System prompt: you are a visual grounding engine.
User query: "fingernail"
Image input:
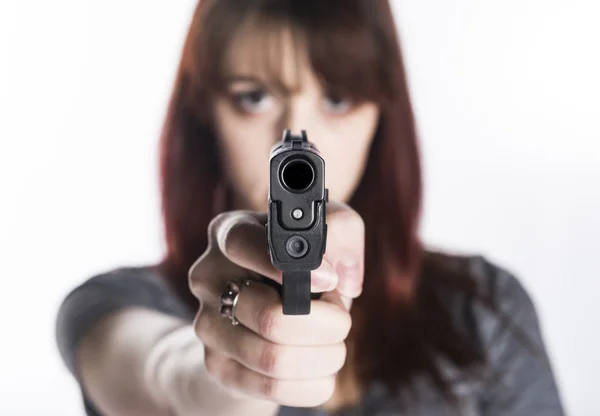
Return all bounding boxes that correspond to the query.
[312,260,338,291]
[336,256,362,297]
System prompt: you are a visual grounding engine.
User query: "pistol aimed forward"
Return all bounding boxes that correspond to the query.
[266,130,328,315]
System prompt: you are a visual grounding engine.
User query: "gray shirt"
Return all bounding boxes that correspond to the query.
[55,255,565,415]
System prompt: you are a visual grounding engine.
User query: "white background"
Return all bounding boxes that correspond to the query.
[1,0,598,414]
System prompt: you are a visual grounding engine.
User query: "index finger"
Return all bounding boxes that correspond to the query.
[216,211,339,293]
[220,204,365,300]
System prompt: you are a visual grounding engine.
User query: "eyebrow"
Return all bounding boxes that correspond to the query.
[223,75,263,84]
[222,74,298,95]
[223,75,276,91]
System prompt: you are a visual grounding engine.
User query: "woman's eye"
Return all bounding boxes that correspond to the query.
[231,89,274,113]
[323,93,353,114]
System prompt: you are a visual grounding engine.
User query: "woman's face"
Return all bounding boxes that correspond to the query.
[212,28,380,212]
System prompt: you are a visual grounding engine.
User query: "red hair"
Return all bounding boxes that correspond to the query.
[156,0,487,410]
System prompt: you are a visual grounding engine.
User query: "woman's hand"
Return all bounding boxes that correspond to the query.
[188,202,365,409]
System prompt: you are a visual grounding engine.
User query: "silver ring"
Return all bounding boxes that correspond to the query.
[219,277,254,325]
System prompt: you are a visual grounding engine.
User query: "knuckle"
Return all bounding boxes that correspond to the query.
[218,359,239,389]
[206,212,230,251]
[189,250,227,301]
[220,216,259,259]
[188,272,208,299]
[221,221,246,258]
[192,311,211,342]
[259,374,278,398]
[188,249,218,295]
[258,343,282,376]
[188,259,201,289]
[208,211,230,235]
[257,302,280,339]
[203,349,220,379]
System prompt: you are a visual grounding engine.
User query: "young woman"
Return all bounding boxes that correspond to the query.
[56,0,565,415]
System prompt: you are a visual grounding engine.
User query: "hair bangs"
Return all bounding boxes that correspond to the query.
[302,2,394,105]
[191,0,392,105]
[220,13,307,95]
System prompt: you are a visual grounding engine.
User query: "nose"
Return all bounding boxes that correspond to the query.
[276,96,314,139]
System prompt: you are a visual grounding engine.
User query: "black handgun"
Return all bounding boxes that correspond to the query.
[266,130,328,315]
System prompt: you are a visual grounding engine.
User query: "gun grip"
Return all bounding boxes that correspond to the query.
[281,271,322,315]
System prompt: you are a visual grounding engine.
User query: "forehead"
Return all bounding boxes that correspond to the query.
[222,21,313,93]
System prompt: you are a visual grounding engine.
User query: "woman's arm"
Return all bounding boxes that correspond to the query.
[77,307,279,416]
[56,267,279,416]
[76,307,183,416]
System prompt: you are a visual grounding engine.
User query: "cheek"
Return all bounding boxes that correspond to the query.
[326,147,369,203]
[214,104,248,177]
[212,99,274,207]
[322,106,379,202]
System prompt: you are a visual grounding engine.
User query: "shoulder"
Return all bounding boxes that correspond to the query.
[424,252,565,413]
[457,254,541,347]
[423,250,545,353]
[462,254,533,309]
[425,251,537,319]
[424,250,528,295]
[426,251,555,376]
